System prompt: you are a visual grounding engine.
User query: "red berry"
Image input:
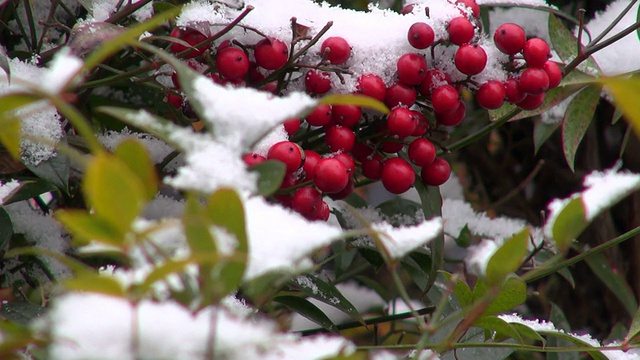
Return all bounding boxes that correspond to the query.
[329,177,354,200]
[167,93,183,108]
[352,143,374,162]
[242,153,266,166]
[283,118,300,136]
[476,80,506,109]
[216,47,249,80]
[436,101,466,126]
[408,22,435,49]
[381,158,415,194]
[504,78,526,103]
[325,125,355,152]
[408,138,436,167]
[332,104,362,128]
[170,28,209,58]
[314,158,349,193]
[454,44,487,75]
[421,157,451,186]
[523,38,551,68]
[267,141,303,174]
[292,186,323,219]
[519,68,549,95]
[385,82,417,108]
[516,93,545,110]
[321,36,351,65]
[332,152,355,174]
[254,38,289,70]
[493,23,526,55]
[431,85,460,114]
[362,154,383,180]
[315,201,331,221]
[261,81,278,94]
[381,139,404,154]
[448,17,475,45]
[397,53,427,85]
[303,150,322,180]
[419,68,452,97]
[456,0,480,18]
[305,104,332,126]
[305,70,331,94]
[387,107,417,138]
[248,62,266,84]
[544,61,562,88]
[411,110,429,136]
[357,74,387,101]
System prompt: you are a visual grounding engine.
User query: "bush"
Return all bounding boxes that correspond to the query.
[1,0,640,359]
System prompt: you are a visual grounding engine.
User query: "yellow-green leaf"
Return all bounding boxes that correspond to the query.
[114,138,159,200]
[551,196,586,253]
[83,153,147,234]
[0,115,21,159]
[600,77,640,139]
[485,228,530,286]
[56,209,125,247]
[63,273,125,297]
[319,94,389,114]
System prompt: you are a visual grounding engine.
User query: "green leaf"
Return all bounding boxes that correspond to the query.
[534,118,561,155]
[455,224,472,248]
[0,179,56,205]
[56,209,124,247]
[182,194,217,255]
[0,115,21,160]
[485,228,530,285]
[415,181,443,293]
[473,276,527,316]
[0,302,45,325]
[205,188,248,299]
[250,160,286,196]
[63,273,125,297]
[114,138,159,200]
[600,77,640,139]
[626,305,640,342]
[26,136,70,193]
[510,322,546,343]
[548,13,600,73]
[442,271,472,308]
[551,196,586,252]
[274,296,339,333]
[585,252,637,317]
[562,85,601,171]
[5,246,92,274]
[0,53,10,84]
[83,153,147,234]
[538,331,608,360]
[475,316,523,344]
[319,94,389,114]
[293,275,364,324]
[0,208,12,252]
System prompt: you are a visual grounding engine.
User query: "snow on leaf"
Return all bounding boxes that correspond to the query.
[0,179,21,205]
[41,48,84,93]
[370,217,443,260]
[40,292,354,360]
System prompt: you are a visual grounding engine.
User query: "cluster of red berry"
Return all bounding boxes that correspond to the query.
[164,0,561,221]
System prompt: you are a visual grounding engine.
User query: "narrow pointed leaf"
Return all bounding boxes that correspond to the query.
[63,273,125,297]
[548,13,600,73]
[626,306,640,342]
[274,296,339,333]
[0,208,12,252]
[114,138,159,200]
[415,181,443,293]
[319,94,389,114]
[474,276,527,316]
[442,271,472,308]
[585,252,637,317]
[293,275,363,324]
[562,86,600,171]
[56,209,124,247]
[534,119,560,155]
[600,77,640,139]
[26,135,70,193]
[486,228,530,285]
[475,316,523,344]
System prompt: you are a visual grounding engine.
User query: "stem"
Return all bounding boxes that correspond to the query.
[441,108,520,155]
[522,225,640,283]
[106,0,153,24]
[356,342,633,353]
[44,92,104,154]
[576,9,585,57]
[587,0,638,47]
[390,267,427,330]
[299,307,434,336]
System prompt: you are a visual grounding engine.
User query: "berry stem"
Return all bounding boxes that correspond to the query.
[576,9,586,57]
[106,0,153,24]
[586,0,638,47]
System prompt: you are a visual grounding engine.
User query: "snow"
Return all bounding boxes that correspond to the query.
[544,165,640,240]
[0,57,65,165]
[370,217,443,259]
[581,0,640,75]
[243,196,342,280]
[98,128,175,165]
[88,0,154,22]
[191,76,316,151]
[0,179,20,205]
[498,313,640,360]
[40,292,354,360]
[41,48,84,93]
